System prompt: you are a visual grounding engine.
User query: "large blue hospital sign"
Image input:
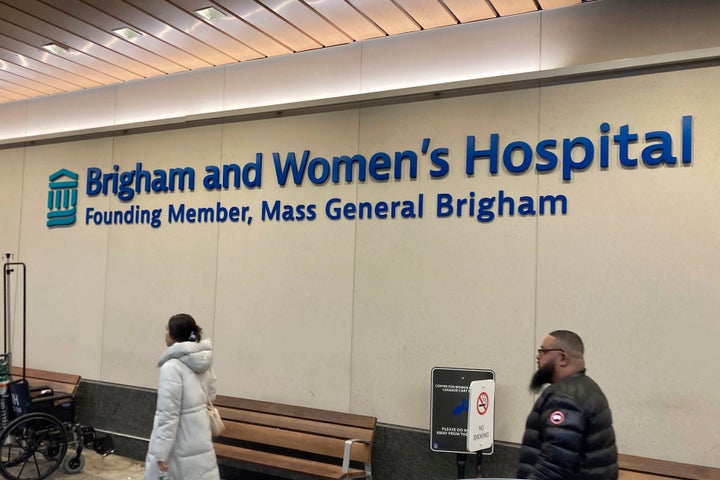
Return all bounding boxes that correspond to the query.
[430,367,495,454]
[47,169,78,227]
[44,115,693,230]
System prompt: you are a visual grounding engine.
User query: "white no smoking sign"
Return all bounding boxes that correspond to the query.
[466,379,495,452]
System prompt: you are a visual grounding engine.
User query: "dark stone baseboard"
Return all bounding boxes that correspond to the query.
[372,424,520,479]
[75,380,155,461]
[75,380,520,479]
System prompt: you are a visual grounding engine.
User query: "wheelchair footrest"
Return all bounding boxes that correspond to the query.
[80,425,115,456]
[94,435,115,456]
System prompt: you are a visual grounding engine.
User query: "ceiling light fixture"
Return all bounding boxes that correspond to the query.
[195,6,227,20]
[113,27,144,40]
[41,43,71,55]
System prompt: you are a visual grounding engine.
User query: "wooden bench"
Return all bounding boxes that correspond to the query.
[8,366,81,398]
[212,395,376,479]
[618,454,720,480]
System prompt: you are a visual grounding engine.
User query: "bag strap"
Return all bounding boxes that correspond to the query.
[200,384,214,407]
[196,375,214,407]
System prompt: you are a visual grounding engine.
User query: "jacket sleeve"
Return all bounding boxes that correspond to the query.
[149,362,183,461]
[531,393,586,480]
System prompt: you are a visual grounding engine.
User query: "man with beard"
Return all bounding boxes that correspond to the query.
[517,330,618,480]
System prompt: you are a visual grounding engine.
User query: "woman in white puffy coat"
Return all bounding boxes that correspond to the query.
[144,313,220,480]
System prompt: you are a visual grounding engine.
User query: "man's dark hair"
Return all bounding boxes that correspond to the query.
[549,329,584,359]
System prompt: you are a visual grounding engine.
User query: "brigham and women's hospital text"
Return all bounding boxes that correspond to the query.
[81,117,693,228]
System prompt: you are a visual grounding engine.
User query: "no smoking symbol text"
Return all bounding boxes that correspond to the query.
[476,392,489,415]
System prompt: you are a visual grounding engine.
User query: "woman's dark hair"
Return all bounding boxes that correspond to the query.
[168,313,203,343]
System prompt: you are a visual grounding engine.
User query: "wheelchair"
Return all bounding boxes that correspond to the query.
[0,375,114,480]
[2,258,113,478]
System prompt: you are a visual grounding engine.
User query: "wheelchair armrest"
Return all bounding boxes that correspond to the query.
[29,385,54,397]
[29,393,74,406]
[29,385,51,391]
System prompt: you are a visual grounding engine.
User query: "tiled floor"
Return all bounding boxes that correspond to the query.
[51,451,146,480]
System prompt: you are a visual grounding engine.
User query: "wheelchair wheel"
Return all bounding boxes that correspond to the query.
[0,412,68,480]
[61,454,84,474]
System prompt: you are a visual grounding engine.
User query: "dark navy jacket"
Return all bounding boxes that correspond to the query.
[517,370,618,480]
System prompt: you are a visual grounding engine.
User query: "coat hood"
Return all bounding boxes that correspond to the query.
[158,338,214,374]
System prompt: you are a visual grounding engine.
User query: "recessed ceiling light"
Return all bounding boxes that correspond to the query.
[113,27,144,40]
[195,6,227,20]
[42,43,71,55]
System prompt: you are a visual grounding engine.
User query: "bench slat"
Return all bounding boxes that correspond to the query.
[9,366,80,385]
[618,454,720,480]
[215,443,366,480]
[620,472,680,480]
[217,406,374,441]
[217,421,372,463]
[215,395,376,430]
[8,366,81,396]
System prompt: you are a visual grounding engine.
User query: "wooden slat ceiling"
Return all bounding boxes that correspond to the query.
[0,0,585,105]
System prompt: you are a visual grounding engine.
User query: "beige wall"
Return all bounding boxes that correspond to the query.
[1,64,718,468]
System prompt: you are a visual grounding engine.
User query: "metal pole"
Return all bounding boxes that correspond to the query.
[3,258,26,378]
[456,453,466,479]
[3,254,11,355]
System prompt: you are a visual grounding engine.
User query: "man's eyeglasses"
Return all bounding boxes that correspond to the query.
[537,348,564,355]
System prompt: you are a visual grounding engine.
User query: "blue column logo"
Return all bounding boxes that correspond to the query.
[47,169,78,227]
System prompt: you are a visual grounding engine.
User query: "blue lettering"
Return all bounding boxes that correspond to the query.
[682,115,692,164]
[262,200,280,220]
[599,122,611,168]
[274,151,309,186]
[85,163,194,200]
[308,156,330,184]
[642,131,676,165]
[325,198,342,220]
[394,151,418,180]
[168,204,185,223]
[535,139,558,172]
[437,193,454,217]
[369,153,391,180]
[562,137,594,181]
[466,134,499,175]
[429,148,449,178]
[332,155,367,183]
[86,168,103,196]
[503,141,533,174]
[539,195,567,215]
[614,124,638,167]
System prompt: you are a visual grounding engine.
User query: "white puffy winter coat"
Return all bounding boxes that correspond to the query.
[145,339,220,480]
